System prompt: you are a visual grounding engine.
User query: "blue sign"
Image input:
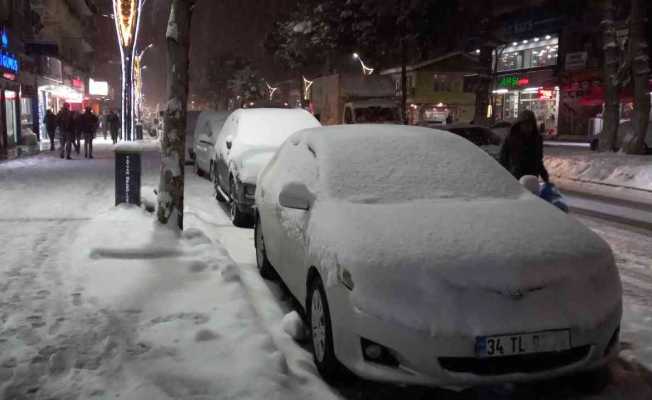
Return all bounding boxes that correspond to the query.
[1,31,7,49]
[0,51,18,73]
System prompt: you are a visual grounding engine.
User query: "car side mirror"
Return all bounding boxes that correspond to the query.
[226,136,233,150]
[279,183,313,210]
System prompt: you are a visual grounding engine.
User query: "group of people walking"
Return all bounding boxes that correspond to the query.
[43,105,121,160]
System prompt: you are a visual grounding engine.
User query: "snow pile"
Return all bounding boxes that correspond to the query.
[0,205,337,399]
[281,311,305,341]
[545,149,652,191]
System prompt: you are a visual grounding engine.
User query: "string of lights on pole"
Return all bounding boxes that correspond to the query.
[353,53,374,76]
[303,76,313,100]
[265,81,278,101]
[112,0,144,141]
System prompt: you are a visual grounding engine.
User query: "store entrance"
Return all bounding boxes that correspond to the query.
[4,90,18,146]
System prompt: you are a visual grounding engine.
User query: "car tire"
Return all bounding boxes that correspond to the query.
[307,275,342,380]
[194,161,203,177]
[212,165,227,203]
[230,179,251,228]
[254,216,275,279]
[590,138,599,151]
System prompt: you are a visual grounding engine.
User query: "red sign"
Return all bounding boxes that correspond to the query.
[517,78,530,87]
[72,78,83,88]
[2,71,15,80]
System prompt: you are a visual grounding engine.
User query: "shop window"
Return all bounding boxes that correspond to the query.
[4,91,18,146]
[20,98,33,127]
[496,37,559,72]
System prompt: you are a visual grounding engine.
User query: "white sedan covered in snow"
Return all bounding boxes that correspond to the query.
[254,125,622,388]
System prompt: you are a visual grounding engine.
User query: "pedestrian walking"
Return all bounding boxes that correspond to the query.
[102,112,109,140]
[80,107,99,159]
[499,110,549,182]
[43,109,58,151]
[107,110,120,144]
[72,111,82,155]
[57,104,74,160]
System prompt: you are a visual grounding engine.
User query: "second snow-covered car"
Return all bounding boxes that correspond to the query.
[213,108,321,227]
[192,111,229,177]
[254,125,622,389]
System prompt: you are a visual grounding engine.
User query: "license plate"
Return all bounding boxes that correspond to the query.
[476,330,571,358]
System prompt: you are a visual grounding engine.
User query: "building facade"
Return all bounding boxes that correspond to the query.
[381,52,485,125]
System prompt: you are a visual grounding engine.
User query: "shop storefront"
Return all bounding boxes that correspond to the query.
[36,56,85,140]
[0,27,21,157]
[491,35,560,135]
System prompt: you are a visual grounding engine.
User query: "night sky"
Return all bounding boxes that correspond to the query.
[92,0,296,111]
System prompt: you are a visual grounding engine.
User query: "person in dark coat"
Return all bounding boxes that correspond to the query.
[499,110,549,182]
[107,110,120,144]
[43,109,58,151]
[72,111,82,154]
[57,104,74,160]
[80,107,99,159]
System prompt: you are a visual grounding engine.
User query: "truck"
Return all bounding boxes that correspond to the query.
[309,73,401,125]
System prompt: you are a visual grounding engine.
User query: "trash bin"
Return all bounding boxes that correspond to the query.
[115,143,143,206]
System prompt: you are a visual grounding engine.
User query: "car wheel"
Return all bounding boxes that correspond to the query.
[590,138,599,151]
[212,165,227,203]
[254,216,275,279]
[229,179,250,228]
[308,275,342,380]
[194,161,203,177]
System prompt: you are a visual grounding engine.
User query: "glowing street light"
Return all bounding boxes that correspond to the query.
[303,76,314,100]
[265,81,278,101]
[353,52,374,76]
[112,0,145,141]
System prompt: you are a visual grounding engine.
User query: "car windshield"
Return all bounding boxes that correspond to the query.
[354,106,400,123]
[319,129,523,203]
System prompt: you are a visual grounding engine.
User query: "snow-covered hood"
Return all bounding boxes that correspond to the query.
[236,149,276,184]
[307,195,620,334]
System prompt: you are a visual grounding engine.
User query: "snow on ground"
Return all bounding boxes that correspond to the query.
[544,147,652,191]
[0,142,337,400]
[578,216,652,371]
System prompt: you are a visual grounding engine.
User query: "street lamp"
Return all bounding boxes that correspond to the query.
[112,0,145,141]
[353,52,374,76]
[265,81,278,101]
[303,76,313,100]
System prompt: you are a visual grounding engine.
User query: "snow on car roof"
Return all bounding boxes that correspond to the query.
[301,124,523,202]
[233,108,321,149]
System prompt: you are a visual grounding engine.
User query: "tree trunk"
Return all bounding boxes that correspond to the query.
[400,38,408,125]
[600,0,620,152]
[621,0,651,154]
[157,0,195,230]
[473,45,493,126]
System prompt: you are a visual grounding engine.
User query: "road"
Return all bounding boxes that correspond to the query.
[1,142,651,399]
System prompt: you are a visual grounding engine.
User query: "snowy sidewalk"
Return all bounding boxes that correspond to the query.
[0,144,338,400]
[544,147,652,199]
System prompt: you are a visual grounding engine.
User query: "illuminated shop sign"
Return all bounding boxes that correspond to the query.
[498,75,530,89]
[0,27,19,75]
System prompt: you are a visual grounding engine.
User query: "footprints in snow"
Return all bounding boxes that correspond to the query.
[150,312,210,326]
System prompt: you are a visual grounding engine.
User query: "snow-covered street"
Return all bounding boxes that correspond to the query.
[1,143,652,399]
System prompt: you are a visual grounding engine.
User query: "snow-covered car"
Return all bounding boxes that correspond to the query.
[254,124,622,389]
[192,111,229,177]
[440,124,503,160]
[214,108,321,227]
